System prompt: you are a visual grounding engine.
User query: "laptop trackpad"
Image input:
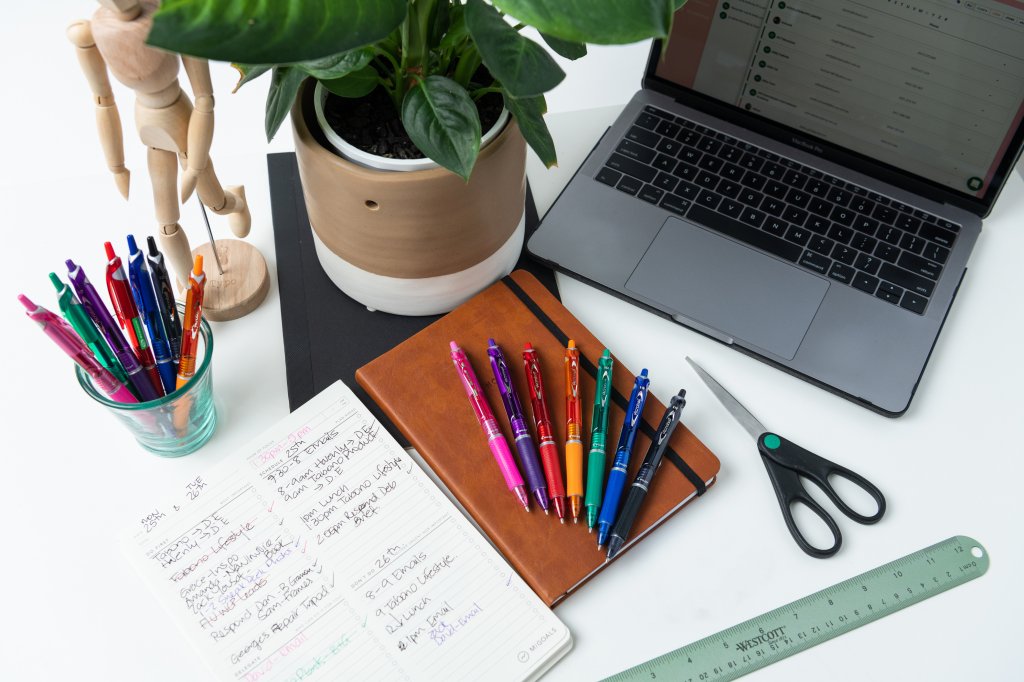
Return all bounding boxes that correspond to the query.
[625,217,829,360]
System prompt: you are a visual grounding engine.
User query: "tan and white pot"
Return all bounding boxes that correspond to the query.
[291,80,527,316]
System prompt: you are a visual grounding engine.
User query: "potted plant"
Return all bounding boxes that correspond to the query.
[148,0,682,315]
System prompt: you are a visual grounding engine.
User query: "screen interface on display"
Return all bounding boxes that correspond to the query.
[655,0,1024,197]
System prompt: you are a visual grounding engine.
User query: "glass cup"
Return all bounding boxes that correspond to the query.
[76,316,217,457]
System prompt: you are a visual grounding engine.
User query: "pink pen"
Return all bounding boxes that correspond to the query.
[20,294,138,404]
[450,341,530,511]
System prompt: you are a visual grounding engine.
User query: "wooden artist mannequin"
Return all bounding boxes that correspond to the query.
[67,0,269,320]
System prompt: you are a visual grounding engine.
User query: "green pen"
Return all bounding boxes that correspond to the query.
[49,272,133,393]
[585,349,614,532]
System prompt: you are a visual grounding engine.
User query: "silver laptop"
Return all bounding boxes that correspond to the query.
[528,0,1024,416]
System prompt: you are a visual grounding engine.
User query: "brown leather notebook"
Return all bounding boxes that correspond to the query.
[356,270,720,606]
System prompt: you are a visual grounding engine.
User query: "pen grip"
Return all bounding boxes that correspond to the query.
[598,466,629,530]
[512,429,547,494]
[585,444,606,510]
[609,482,646,547]
[487,432,525,491]
[565,439,584,499]
[536,432,565,499]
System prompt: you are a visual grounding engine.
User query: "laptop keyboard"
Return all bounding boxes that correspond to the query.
[596,105,960,315]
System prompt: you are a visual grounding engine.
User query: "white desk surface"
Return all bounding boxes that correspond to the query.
[2,10,1022,680]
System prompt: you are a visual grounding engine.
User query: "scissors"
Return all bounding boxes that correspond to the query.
[686,357,886,558]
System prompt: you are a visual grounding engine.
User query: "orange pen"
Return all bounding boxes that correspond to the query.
[564,340,584,523]
[175,255,206,390]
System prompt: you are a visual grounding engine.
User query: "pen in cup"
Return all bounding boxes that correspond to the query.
[127,235,176,394]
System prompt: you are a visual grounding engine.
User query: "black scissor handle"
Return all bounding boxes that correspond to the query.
[758,433,886,526]
[758,445,843,558]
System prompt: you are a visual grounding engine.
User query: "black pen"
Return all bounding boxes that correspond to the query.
[605,389,686,561]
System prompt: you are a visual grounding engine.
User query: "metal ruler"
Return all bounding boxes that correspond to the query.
[605,536,989,681]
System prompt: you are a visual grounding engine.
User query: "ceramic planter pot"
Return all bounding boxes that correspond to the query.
[291,80,527,316]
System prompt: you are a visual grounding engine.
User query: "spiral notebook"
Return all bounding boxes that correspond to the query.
[122,381,571,682]
[356,270,721,607]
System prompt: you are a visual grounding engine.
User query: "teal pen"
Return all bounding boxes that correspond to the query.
[596,369,650,549]
[584,349,614,531]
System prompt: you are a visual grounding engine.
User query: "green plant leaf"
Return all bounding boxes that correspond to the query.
[465,0,565,98]
[231,63,270,93]
[321,66,380,98]
[148,0,408,64]
[299,48,375,80]
[492,0,677,44]
[540,33,587,60]
[264,66,306,142]
[401,76,482,180]
[440,6,469,52]
[504,93,557,168]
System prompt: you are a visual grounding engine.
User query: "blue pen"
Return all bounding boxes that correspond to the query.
[146,236,182,363]
[596,368,650,549]
[127,235,176,394]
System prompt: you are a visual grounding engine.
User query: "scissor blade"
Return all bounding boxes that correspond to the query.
[685,357,766,442]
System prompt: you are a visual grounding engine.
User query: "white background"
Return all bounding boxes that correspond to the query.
[1,2,1022,681]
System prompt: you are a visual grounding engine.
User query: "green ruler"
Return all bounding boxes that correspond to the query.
[605,536,989,681]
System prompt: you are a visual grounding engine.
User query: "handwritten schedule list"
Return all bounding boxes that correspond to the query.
[124,382,570,682]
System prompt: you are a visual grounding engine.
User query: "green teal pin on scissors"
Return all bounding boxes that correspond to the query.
[686,357,886,558]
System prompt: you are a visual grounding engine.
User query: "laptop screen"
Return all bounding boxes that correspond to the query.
[653,0,1024,199]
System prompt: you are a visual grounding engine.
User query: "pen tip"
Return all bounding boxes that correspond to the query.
[488,338,496,347]
[573,517,578,525]
[449,340,459,352]
[146,235,159,256]
[588,527,593,534]
[641,368,648,376]
[544,509,549,516]
[48,272,63,290]
[568,339,575,349]
[524,341,533,350]
[17,294,34,311]
[597,544,603,551]
[104,241,116,260]
[193,254,204,275]
[65,258,76,271]
[601,348,611,358]
[523,505,530,512]
[126,234,138,253]
[560,519,565,525]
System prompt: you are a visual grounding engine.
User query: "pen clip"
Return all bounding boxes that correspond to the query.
[454,353,479,398]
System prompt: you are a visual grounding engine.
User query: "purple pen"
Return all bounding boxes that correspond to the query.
[487,339,550,513]
[66,259,160,402]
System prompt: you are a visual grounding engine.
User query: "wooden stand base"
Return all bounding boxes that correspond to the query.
[191,239,270,321]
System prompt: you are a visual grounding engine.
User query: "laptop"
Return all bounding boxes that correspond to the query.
[527,0,1024,416]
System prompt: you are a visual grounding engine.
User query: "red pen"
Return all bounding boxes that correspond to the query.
[522,343,568,523]
[105,241,164,397]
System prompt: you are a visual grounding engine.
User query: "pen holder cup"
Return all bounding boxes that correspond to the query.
[75,316,217,457]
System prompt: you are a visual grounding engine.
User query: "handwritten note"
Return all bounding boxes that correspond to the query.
[124,381,571,682]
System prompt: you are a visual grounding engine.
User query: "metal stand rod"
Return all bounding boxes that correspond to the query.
[196,198,225,275]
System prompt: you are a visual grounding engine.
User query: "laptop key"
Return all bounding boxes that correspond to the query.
[785,189,810,207]
[635,113,660,131]
[828,262,855,284]
[785,225,811,246]
[808,198,833,217]
[762,162,785,180]
[739,188,763,207]
[678,146,702,164]
[852,272,880,295]
[827,224,854,244]
[782,169,807,189]
[606,153,658,183]
[799,250,831,275]
[851,234,877,253]
[696,171,720,189]
[853,215,879,235]
[900,233,925,254]
[900,291,928,314]
[678,129,702,146]
[829,205,855,226]
[874,242,900,263]
[783,206,809,226]
[656,120,681,138]
[826,187,851,206]
[761,197,785,216]
[673,162,698,182]
[626,125,660,147]
[918,223,957,248]
[897,251,942,280]
[616,176,643,196]
[764,217,788,236]
[850,197,874,214]
[806,216,830,234]
[880,263,935,297]
[596,167,622,187]
[806,179,829,196]
[878,225,903,245]
[740,154,764,172]
[720,198,744,218]
[896,214,921,233]
[654,171,679,192]
[638,184,664,204]
[867,191,890,205]
[696,189,722,209]
[616,139,656,164]
[721,145,744,163]
[721,163,745,181]
[922,242,950,264]
[687,203,801,262]
[657,138,682,156]
[875,285,902,305]
[698,155,725,173]
[697,137,722,154]
[831,244,857,265]
[809,235,835,255]
[643,105,670,118]
[718,180,742,198]
[653,153,677,172]
[856,252,881,275]
[741,171,767,191]
[872,205,898,224]
[659,192,692,216]
[765,180,789,199]
[937,218,961,232]
[740,207,766,228]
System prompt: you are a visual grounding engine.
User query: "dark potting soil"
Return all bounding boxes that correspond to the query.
[322,85,505,160]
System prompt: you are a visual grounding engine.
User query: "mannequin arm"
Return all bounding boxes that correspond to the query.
[67,20,130,199]
[180,56,215,202]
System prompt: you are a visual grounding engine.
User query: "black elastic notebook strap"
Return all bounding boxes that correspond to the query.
[501,276,706,495]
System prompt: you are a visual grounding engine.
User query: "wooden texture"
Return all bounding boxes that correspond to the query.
[90,0,178,95]
[292,81,527,279]
[192,239,269,321]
